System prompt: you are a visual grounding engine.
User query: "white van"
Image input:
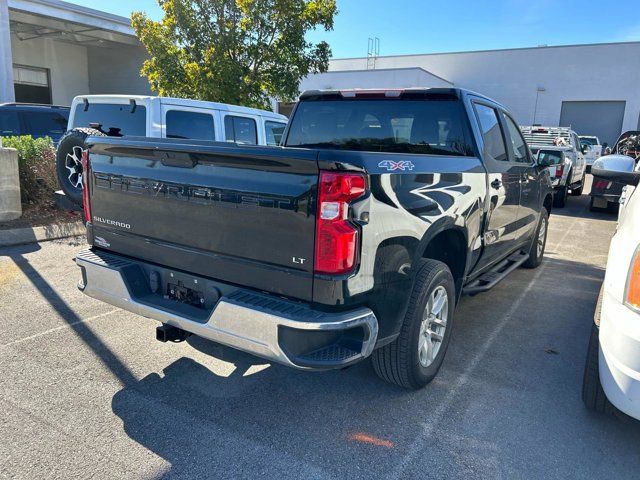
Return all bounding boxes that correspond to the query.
[57,95,288,204]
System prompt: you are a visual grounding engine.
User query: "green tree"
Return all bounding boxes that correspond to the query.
[132,0,336,109]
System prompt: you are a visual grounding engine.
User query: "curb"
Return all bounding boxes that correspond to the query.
[0,221,85,247]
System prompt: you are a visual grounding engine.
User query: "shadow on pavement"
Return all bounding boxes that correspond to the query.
[5,244,137,386]
[111,344,412,478]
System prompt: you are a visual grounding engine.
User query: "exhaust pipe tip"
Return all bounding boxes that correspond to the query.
[156,324,191,343]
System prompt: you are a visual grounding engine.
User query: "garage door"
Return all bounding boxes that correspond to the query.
[559,101,626,146]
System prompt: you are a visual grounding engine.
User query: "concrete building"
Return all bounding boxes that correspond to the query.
[0,0,150,106]
[300,42,640,146]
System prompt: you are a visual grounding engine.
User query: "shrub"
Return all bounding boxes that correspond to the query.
[1,135,57,204]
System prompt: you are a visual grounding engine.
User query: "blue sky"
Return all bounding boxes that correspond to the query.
[72,0,640,58]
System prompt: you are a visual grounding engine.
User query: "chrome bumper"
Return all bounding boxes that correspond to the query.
[75,249,378,370]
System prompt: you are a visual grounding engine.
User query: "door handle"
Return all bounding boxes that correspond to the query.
[491,179,502,189]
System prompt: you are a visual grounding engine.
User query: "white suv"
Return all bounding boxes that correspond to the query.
[582,155,640,419]
[56,95,288,205]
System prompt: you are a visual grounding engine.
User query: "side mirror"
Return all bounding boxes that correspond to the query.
[592,156,640,186]
[581,144,590,154]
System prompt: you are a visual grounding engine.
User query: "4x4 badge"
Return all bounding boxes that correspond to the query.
[378,160,415,171]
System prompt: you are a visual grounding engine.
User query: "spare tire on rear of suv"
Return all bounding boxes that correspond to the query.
[56,128,106,206]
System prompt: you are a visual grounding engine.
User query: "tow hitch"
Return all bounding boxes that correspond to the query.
[156,324,191,343]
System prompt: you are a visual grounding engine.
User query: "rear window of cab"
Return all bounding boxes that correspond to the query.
[285,98,475,156]
[72,103,146,136]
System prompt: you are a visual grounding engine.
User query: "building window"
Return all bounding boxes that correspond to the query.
[13,65,52,104]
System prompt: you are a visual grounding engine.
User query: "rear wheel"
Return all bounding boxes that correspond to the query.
[553,186,567,208]
[56,128,106,205]
[372,259,455,389]
[522,209,548,269]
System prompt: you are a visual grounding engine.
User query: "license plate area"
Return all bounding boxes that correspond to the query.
[166,280,205,308]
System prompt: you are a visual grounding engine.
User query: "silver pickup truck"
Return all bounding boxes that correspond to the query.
[521,126,587,202]
[531,146,574,208]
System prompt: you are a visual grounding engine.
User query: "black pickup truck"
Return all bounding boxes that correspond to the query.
[75,88,552,389]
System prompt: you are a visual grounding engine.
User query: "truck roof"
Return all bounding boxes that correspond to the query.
[70,95,287,121]
[298,87,504,108]
[0,102,69,110]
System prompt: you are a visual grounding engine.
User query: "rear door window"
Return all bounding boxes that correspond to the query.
[264,121,286,146]
[166,110,215,140]
[501,113,530,163]
[72,103,146,136]
[0,111,21,136]
[22,111,69,138]
[474,104,508,162]
[224,115,258,144]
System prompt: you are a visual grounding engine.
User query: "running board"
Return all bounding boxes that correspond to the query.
[463,251,529,296]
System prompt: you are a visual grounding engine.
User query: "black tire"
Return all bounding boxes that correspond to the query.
[522,209,548,269]
[372,259,455,389]
[56,128,106,205]
[571,175,585,196]
[582,287,614,414]
[553,186,567,208]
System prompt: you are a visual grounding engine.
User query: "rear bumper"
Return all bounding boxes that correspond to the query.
[75,249,378,370]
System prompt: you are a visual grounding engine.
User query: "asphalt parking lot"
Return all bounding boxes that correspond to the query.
[1,177,639,479]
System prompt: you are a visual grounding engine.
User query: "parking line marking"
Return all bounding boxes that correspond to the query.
[0,308,120,348]
[393,207,586,476]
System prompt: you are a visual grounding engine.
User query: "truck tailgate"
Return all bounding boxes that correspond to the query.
[86,138,318,301]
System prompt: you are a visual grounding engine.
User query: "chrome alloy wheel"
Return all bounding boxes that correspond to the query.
[418,285,449,368]
[537,215,547,257]
[65,146,85,189]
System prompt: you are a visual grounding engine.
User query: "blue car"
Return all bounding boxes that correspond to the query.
[0,103,70,144]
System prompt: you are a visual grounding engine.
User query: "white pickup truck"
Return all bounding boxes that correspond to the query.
[579,135,602,172]
[56,95,288,205]
[521,125,587,196]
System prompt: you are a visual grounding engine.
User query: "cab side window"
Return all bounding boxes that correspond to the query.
[474,104,507,162]
[501,113,530,163]
[224,115,258,145]
[265,121,286,146]
[166,110,215,141]
[572,133,581,151]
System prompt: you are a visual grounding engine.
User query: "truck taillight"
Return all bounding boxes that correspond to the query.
[314,171,366,275]
[626,246,640,312]
[81,150,92,223]
[555,164,564,178]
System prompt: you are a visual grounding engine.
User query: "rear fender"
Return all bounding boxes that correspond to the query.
[415,219,470,296]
